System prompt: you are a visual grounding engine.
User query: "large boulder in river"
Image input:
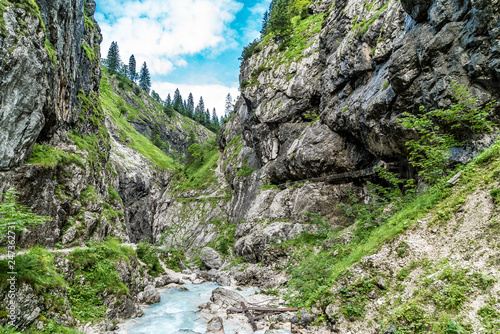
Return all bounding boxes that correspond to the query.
[206,317,225,334]
[210,287,246,308]
[200,247,223,269]
[137,285,161,304]
[155,273,183,287]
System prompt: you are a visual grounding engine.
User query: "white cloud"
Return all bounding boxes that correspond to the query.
[152,81,239,118]
[97,0,243,75]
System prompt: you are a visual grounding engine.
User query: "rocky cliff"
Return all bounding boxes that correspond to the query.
[1,0,500,332]
[0,0,216,249]
[219,0,500,228]
[0,0,101,170]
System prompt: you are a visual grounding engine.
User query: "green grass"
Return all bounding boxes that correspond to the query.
[27,144,83,168]
[236,161,255,178]
[284,140,500,308]
[0,247,65,294]
[351,1,390,36]
[206,221,236,257]
[100,70,178,170]
[136,242,164,277]
[68,238,135,322]
[44,39,56,66]
[0,240,148,330]
[0,0,46,37]
[171,145,219,193]
[83,12,95,31]
[82,43,98,63]
[0,322,81,334]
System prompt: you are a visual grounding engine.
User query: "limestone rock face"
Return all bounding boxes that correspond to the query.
[0,7,48,170]
[0,0,101,170]
[200,247,224,269]
[233,222,303,263]
[217,0,500,233]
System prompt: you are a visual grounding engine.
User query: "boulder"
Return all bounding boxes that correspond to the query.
[200,247,223,269]
[136,285,160,304]
[233,222,302,263]
[206,317,225,334]
[210,287,246,308]
[155,273,182,287]
[291,311,315,326]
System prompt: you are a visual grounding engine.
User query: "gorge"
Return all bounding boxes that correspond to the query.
[1,0,500,333]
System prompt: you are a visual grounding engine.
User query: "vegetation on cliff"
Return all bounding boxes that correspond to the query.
[267,85,500,331]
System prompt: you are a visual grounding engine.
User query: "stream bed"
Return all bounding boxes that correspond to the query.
[120,282,287,334]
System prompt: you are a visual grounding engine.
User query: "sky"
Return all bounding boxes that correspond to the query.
[95,0,271,117]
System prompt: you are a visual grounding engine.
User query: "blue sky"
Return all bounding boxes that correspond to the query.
[95,0,270,116]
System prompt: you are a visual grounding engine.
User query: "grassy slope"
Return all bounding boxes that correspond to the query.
[275,140,500,331]
[100,72,178,170]
[100,68,217,171]
[0,240,137,333]
[101,68,222,193]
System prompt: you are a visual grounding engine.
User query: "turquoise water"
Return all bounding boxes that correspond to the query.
[123,282,217,334]
[122,282,291,334]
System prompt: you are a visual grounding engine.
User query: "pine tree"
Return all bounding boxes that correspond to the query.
[186,130,197,165]
[151,90,161,103]
[107,41,121,72]
[195,97,205,123]
[150,124,162,148]
[139,62,151,94]
[119,63,128,77]
[212,108,219,131]
[165,94,172,106]
[205,108,210,126]
[224,93,233,117]
[128,55,137,82]
[187,93,195,119]
[173,89,183,112]
[260,10,270,37]
[268,0,292,41]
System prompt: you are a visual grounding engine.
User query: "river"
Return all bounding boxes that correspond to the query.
[119,282,290,334]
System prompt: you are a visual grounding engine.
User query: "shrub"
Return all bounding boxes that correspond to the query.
[0,188,50,241]
[136,242,164,277]
[399,82,497,183]
[0,247,65,294]
[239,39,262,61]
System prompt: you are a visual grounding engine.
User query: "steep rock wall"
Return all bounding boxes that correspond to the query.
[0,0,101,170]
[0,0,123,248]
[219,0,500,222]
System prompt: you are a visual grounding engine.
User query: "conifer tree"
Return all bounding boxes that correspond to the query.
[260,10,270,37]
[212,108,219,130]
[195,97,205,123]
[187,93,195,119]
[119,64,128,77]
[139,62,151,94]
[205,108,210,126]
[186,130,197,164]
[128,55,137,82]
[150,124,162,148]
[107,41,121,73]
[224,93,233,117]
[165,93,172,106]
[268,0,292,41]
[151,90,161,103]
[173,89,183,113]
